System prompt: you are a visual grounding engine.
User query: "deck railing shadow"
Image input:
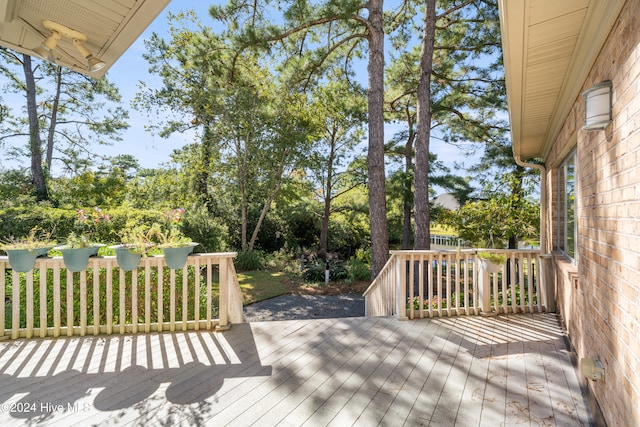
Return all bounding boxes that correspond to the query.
[431,313,568,359]
[0,325,271,423]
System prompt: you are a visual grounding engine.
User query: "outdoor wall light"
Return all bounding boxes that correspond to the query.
[72,39,106,72]
[580,357,605,381]
[32,30,61,62]
[582,80,612,131]
[31,20,105,73]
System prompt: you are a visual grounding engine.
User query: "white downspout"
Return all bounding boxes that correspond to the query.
[514,156,547,252]
[515,156,554,311]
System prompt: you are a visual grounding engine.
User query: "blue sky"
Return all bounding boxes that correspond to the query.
[2,0,479,185]
[106,1,477,175]
[102,1,218,170]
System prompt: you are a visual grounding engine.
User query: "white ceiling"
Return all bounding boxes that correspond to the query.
[0,0,171,78]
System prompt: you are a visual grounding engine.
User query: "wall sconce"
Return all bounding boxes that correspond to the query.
[582,80,612,131]
[31,20,105,73]
[580,357,605,381]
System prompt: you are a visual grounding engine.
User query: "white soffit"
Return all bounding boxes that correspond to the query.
[0,0,171,78]
[498,0,625,160]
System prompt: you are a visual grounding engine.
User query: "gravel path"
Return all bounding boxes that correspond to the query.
[243,294,365,322]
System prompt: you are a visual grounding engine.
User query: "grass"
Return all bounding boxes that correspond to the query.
[238,269,371,306]
[237,270,289,305]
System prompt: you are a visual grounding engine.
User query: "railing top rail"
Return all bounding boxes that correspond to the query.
[389,248,541,255]
[0,252,238,263]
[363,253,397,297]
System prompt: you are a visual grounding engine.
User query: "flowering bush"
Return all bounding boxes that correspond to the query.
[65,207,111,248]
[151,208,193,247]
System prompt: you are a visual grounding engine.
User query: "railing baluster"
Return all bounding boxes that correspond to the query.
[194,257,200,330]
[145,259,151,333]
[93,263,100,335]
[40,261,48,337]
[445,253,452,317]
[119,268,126,334]
[157,258,163,332]
[182,265,188,331]
[80,270,87,336]
[206,257,212,329]
[169,268,176,332]
[66,270,73,337]
[132,268,138,334]
[26,271,34,338]
[106,265,113,335]
[12,270,20,339]
[0,263,5,338]
[408,254,415,320]
[53,264,61,337]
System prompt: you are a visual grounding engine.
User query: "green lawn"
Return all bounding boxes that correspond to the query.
[237,270,289,305]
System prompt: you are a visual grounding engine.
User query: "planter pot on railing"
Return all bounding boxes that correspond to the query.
[5,247,52,272]
[56,245,104,272]
[161,242,198,269]
[110,244,143,271]
[479,258,502,274]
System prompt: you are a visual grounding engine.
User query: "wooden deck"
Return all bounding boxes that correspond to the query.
[0,313,591,426]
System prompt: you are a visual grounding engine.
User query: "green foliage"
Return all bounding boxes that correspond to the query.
[0,226,56,250]
[345,258,371,282]
[181,204,229,253]
[4,266,219,330]
[49,170,128,208]
[300,257,348,283]
[0,168,33,201]
[478,251,506,264]
[234,250,265,271]
[441,173,540,249]
[117,225,157,256]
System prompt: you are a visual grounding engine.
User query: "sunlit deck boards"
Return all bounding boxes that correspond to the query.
[0,314,591,426]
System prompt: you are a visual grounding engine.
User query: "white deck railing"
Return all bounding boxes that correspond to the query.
[364,249,548,319]
[0,252,242,340]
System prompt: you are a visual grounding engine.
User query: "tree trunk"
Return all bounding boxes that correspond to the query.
[402,118,415,249]
[45,66,63,172]
[318,138,336,260]
[23,54,48,201]
[367,0,389,278]
[414,0,436,250]
[247,151,288,252]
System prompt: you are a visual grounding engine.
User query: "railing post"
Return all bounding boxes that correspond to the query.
[397,255,408,320]
[477,263,492,314]
[540,253,555,312]
[217,256,230,331]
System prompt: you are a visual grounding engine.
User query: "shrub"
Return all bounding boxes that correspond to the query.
[180,204,229,253]
[300,257,349,282]
[234,250,264,271]
[346,258,371,282]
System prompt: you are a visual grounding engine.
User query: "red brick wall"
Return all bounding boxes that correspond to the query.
[546,1,640,425]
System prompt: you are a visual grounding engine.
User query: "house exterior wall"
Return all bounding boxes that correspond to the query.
[545,1,640,425]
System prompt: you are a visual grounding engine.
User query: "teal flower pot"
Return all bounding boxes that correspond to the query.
[5,247,52,272]
[111,245,143,271]
[57,245,103,272]
[162,243,197,269]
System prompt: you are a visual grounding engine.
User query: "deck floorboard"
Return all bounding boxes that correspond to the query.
[0,313,592,426]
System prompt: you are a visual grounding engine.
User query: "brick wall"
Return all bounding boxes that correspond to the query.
[545,1,640,425]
